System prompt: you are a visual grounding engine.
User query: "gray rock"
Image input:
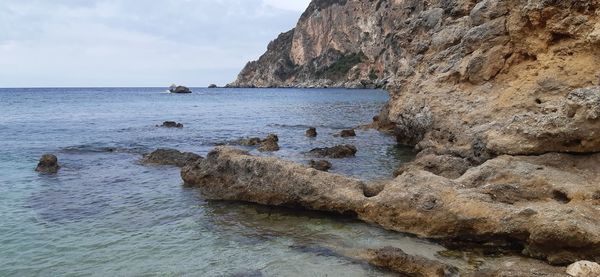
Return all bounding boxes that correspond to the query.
[142,149,202,167]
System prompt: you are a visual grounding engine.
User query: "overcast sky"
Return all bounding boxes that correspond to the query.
[0,0,310,87]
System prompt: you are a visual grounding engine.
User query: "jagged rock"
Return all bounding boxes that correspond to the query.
[306,127,317,137]
[169,85,192,94]
[233,134,279,152]
[236,137,263,146]
[142,149,202,167]
[36,154,60,174]
[181,147,600,265]
[338,129,356,138]
[366,247,459,277]
[567,261,600,277]
[309,160,332,171]
[158,121,183,128]
[308,145,357,158]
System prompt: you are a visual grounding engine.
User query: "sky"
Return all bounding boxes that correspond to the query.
[0,0,311,87]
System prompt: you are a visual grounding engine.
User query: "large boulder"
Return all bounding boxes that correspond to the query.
[181,147,600,265]
[142,149,202,167]
[35,154,60,174]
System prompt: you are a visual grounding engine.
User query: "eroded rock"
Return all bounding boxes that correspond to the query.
[306,127,317,137]
[181,147,600,265]
[367,247,459,277]
[36,154,60,174]
[567,261,600,277]
[338,129,356,138]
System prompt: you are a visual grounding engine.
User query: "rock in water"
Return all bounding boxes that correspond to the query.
[182,147,600,265]
[142,149,202,167]
[208,84,218,88]
[309,145,357,158]
[169,85,192,94]
[306,127,317,137]
[258,134,280,152]
[309,160,332,171]
[339,129,356,138]
[35,154,60,174]
[158,121,183,128]
[567,261,600,277]
[367,247,458,277]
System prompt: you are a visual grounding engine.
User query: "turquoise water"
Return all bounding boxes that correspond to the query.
[0,88,438,276]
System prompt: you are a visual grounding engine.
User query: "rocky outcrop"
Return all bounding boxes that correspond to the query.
[169,85,192,94]
[182,147,600,266]
[142,149,202,167]
[36,154,60,174]
[338,129,356,138]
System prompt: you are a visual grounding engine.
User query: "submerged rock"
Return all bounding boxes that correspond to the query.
[158,121,183,128]
[309,160,332,172]
[566,261,600,277]
[309,145,357,158]
[338,129,356,138]
[306,127,317,138]
[142,149,202,167]
[181,147,600,265]
[367,247,459,277]
[35,154,60,174]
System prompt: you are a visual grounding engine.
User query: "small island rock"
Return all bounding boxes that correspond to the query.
[306,127,318,137]
[169,85,192,94]
[36,154,60,174]
[339,129,356,138]
[158,121,183,128]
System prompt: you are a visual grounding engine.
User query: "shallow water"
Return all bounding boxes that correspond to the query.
[0,88,456,276]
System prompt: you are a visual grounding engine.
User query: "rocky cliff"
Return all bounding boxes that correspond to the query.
[192,0,600,272]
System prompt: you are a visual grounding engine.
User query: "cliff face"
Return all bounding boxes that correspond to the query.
[232,0,600,159]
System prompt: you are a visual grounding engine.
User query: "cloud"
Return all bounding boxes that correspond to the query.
[0,0,310,87]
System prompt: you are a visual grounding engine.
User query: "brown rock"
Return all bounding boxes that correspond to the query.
[309,160,332,171]
[35,154,60,174]
[367,247,458,277]
[339,129,356,138]
[181,147,600,264]
[306,127,317,137]
[309,145,357,158]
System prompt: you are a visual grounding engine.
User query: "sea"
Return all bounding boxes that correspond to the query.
[0,87,453,276]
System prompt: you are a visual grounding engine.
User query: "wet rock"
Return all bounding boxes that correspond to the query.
[339,129,356,138]
[567,261,600,277]
[158,121,183,128]
[367,247,459,277]
[309,160,332,171]
[35,154,60,174]
[208,84,218,88]
[308,145,357,158]
[306,127,317,137]
[258,139,280,152]
[142,149,202,167]
[237,137,263,146]
[181,147,600,264]
[169,85,192,94]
